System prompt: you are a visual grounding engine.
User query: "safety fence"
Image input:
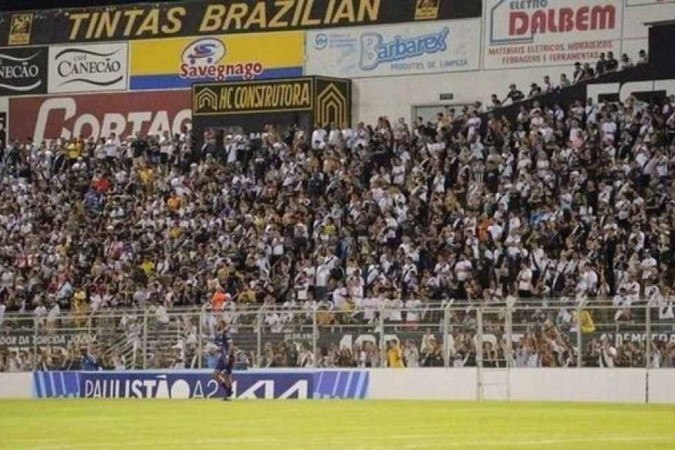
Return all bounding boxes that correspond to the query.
[1,300,674,372]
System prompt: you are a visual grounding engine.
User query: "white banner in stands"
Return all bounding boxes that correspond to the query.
[306,19,480,78]
[483,0,623,70]
[48,43,128,93]
[625,0,674,6]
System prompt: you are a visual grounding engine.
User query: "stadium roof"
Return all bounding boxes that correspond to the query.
[0,0,183,12]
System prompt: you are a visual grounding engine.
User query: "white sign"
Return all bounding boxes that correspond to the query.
[48,43,128,93]
[306,19,480,78]
[626,0,674,6]
[483,0,623,70]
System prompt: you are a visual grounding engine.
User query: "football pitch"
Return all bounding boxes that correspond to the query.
[1,400,674,449]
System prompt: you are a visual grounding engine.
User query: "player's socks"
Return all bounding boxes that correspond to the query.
[221,383,232,398]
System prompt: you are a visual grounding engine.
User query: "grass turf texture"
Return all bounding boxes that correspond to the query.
[0,400,674,449]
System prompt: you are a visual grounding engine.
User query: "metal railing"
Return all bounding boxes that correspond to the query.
[0,300,673,371]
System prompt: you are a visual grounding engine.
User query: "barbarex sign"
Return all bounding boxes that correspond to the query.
[48,43,128,93]
[0,46,48,96]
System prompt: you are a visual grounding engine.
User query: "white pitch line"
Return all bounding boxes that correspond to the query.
[360,435,675,449]
[19,434,675,450]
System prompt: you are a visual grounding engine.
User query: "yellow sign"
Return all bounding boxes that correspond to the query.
[194,79,313,116]
[8,14,33,46]
[415,0,440,21]
[129,32,304,90]
[65,0,381,41]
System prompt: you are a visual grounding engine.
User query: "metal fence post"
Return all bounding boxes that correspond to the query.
[442,302,450,368]
[476,307,484,401]
[379,304,386,368]
[311,306,318,368]
[257,307,263,369]
[142,309,148,370]
[32,316,39,370]
[645,303,652,369]
[576,304,583,368]
[197,311,203,369]
[87,315,93,354]
[505,305,513,368]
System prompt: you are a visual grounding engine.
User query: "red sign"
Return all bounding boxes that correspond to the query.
[508,5,616,37]
[9,90,191,143]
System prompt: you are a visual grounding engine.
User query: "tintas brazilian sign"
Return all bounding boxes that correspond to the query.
[1,0,481,46]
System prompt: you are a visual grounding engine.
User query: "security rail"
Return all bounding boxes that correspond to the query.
[1,299,673,371]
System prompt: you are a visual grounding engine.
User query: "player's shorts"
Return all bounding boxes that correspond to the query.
[216,354,234,374]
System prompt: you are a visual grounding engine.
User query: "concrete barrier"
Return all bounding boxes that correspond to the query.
[1,369,673,403]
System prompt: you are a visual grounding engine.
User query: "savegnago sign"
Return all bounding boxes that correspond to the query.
[179,38,263,82]
[483,0,622,69]
[0,46,48,96]
[48,43,128,93]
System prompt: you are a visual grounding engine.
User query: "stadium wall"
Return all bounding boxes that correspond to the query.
[2,369,674,402]
[2,1,675,137]
[344,0,675,122]
[647,370,675,405]
[0,373,32,399]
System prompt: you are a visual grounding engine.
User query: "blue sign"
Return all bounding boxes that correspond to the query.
[359,28,449,71]
[313,370,369,399]
[33,370,369,400]
[34,371,82,398]
[307,21,479,78]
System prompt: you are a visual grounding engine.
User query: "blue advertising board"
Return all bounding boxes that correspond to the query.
[33,370,369,400]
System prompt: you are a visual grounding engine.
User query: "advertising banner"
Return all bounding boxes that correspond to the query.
[192,76,351,137]
[0,97,7,147]
[0,46,48,96]
[79,371,313,399]
[483,0,623,70]
[33,370,369,400]
[130,32,303,90]
[193,78,314,116]
[9,90,190,143]
[0,332,88,348]
[626,0,674,6]
[306,19,480,78]
[48,43,128,94]
[0,1,482,46]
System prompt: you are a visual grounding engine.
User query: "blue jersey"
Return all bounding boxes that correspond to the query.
[82,354,99,371]
[214,331,234,374]
[215,331,233,356]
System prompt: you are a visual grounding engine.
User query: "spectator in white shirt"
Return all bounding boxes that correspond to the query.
[517,263,534,298]
[311,125,327,149]
[33,300,47,318]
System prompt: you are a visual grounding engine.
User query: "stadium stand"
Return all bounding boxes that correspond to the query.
[1,50,674,372]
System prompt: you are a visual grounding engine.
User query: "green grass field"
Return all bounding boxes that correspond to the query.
[0,400,674,449]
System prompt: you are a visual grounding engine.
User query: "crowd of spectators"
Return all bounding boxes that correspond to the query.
[1,48,675,370]
[491,50,650,109]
